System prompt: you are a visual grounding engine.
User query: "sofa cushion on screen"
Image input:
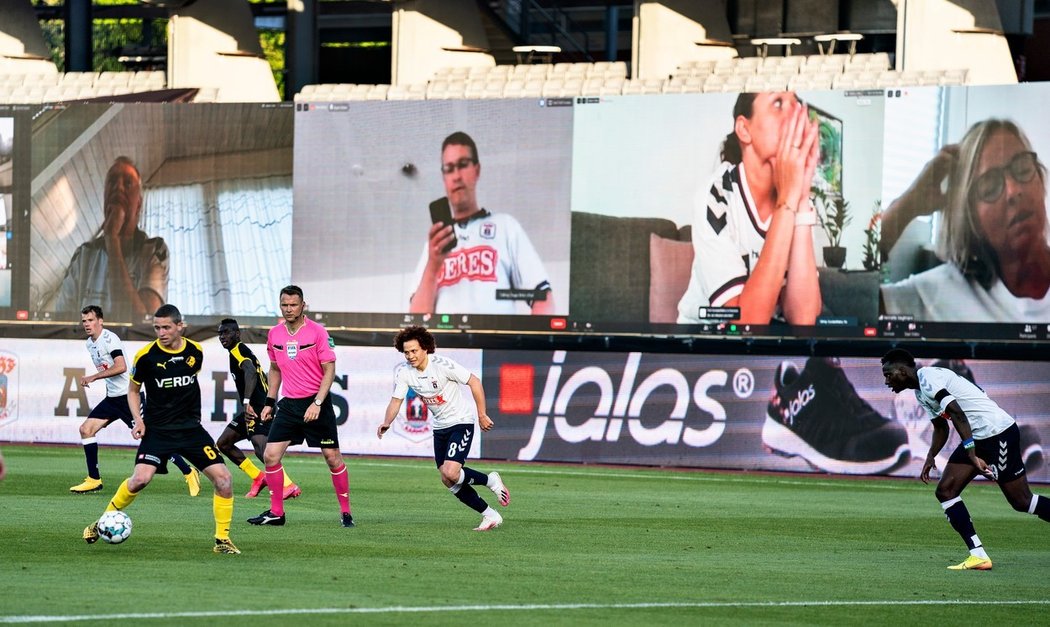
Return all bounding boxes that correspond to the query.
[648,234,694,323]
[570,212,680,323]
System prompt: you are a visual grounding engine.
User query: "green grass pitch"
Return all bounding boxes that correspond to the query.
[0,444,1047,626]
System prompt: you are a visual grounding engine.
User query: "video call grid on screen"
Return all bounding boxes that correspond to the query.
[27,103,294,322]
[1,84,1045,341]
[292,99,573,318]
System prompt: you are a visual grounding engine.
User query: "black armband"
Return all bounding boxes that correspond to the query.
[264,397,276,408]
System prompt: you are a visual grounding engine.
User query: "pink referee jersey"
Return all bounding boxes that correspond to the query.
[266,318,336,399]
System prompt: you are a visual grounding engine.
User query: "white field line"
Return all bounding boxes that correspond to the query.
[3,599,1050,624]
[349,459,922,491]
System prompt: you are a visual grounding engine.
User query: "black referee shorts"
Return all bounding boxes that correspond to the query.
[267,396,340,449]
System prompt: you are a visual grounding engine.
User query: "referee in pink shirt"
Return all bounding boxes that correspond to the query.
[247,285,354,528]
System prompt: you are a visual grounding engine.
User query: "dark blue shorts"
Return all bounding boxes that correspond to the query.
[88,395,134,428]
[433,423,475,467]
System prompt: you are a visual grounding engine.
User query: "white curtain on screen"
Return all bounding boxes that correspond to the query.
[881,88,947,245]
[143,175,292,317]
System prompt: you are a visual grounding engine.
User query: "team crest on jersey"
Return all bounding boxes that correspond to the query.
[398,388,431,443]
[480,222,496,239]
[286,340,299,360]
[187,356,196,368]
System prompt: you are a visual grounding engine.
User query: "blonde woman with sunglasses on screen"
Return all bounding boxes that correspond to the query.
[882,119,1050,321]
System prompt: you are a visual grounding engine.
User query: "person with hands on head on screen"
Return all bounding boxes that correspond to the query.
[678,92,823,326]
[881,348,1050,571]
[53,156,168,320]
[377,325,510,531]
[881,119,1050,321]
[409,131,554,316]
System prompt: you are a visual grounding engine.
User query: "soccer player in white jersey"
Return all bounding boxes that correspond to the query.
[882,348,1050,570]
[377,326,510,531]
[70,305,201,496]
[408,131,554,315]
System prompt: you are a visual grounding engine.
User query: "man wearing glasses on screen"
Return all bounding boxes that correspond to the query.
[408,131,554,316]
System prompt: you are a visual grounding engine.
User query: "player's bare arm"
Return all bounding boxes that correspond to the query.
[378,397,403,439]
[305,360,336,423]
[945,401,995,479]
[241,360,259,419]
[261,362,282,422]
[81,355,128,387]
[921,418,950,484]
[467,374,493,431]
[127,379,146,440]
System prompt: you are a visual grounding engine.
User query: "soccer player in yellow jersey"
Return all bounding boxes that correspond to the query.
[83,304,239,554]
[216,318,300,500]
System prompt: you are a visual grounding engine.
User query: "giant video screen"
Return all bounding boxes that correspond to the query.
[2,82,1048,347]
[27,103,293,323]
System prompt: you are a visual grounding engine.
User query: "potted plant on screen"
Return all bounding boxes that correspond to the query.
[813,188,851,269]
[862,201,881,272]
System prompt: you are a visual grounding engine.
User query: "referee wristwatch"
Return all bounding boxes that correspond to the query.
[312,398,323,407]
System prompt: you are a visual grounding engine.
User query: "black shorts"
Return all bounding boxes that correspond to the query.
[135,424,226,472]
[433,423,475,467]
[88,395,134,428]
[267,396,339,448]
[227,410,271,440]
[948,423,1026,483]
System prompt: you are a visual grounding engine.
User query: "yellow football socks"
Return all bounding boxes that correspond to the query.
[214,494,234,540]
[106,479,138,511]
[239,458,261,480]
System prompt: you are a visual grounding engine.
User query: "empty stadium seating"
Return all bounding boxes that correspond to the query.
[0,70,169,103]
[290,53,972,103]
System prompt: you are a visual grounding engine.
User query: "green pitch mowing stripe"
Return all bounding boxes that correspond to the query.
[1,444,1048,627]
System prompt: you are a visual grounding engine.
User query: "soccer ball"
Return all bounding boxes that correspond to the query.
[97,510,133,544]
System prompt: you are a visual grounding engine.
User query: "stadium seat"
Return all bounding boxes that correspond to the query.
[59,71,97,86]
[365,84,389,100]
[96,72,132,87]
[581,77,604,96]
[520,79,544,98]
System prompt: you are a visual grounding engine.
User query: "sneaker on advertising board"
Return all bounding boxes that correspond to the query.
[763,357,910,474]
